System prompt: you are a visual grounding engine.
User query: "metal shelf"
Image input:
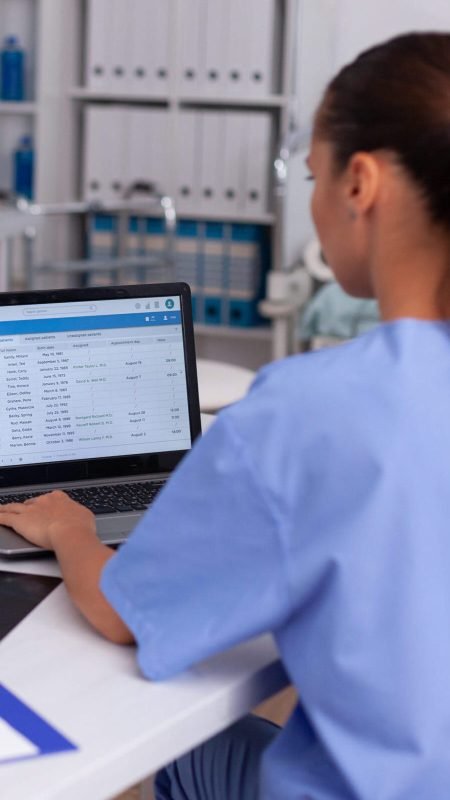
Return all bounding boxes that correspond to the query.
[69,87,170,105]
[70,87,287,110]
[0,102,37,115]
[178,95,286,109]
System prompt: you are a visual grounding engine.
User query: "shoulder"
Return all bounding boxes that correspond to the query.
[227,324,392,429]
[218,325,399,501]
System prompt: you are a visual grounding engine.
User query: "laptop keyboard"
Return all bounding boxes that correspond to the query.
[0,479,167,516]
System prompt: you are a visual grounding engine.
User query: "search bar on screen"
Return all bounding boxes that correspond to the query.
[23,305,97,317]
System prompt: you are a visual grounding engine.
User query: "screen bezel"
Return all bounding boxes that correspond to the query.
[0,282,201,489]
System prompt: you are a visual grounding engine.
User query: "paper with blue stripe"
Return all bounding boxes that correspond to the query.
[0,684,77,765]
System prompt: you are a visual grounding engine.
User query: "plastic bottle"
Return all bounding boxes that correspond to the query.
[1,36,25,101]
[13,135,34,199]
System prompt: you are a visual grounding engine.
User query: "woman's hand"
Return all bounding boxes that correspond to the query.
[0,490,96,550]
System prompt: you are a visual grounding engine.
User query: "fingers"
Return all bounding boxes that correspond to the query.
[0,502,28,513]
[0,491,67,511]
[0,511,21,529]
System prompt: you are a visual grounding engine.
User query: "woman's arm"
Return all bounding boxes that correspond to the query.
[0,491,134,644]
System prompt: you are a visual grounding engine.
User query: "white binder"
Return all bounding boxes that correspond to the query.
[178,0,203,95]
[83,106,128,204]
[109,0,131,94]
[130,0,154,95]
[175,112,201,214]
[127,109,170,194]
[147,0,171,97]
[243,112,272,216]
[222,113,247,216]
[83,106,104,201]
[198,112,225,215]
[85,0,111,92]
[248,0,277,96]
[226,0,248,97]
[203,0,230,95]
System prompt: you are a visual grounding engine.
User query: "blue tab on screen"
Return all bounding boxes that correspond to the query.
[0,684,77,764]
[0,310,181,337]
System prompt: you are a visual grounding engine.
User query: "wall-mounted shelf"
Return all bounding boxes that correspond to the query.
[178,95,286,109]
[70,89,287,110]
[69,87,170,105]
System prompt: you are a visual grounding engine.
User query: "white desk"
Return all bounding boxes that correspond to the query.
[196,359,255,413]
[0,414,287,800]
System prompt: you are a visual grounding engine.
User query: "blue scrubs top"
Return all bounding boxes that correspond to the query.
[102,319,450,799]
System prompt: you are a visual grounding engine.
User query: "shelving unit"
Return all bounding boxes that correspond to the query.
[0,0,334,368]
[73,0,298,366]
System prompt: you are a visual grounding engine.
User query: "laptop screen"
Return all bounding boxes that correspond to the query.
[0,293,192,468]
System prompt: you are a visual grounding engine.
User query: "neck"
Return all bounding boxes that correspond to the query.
[369,212,450,322]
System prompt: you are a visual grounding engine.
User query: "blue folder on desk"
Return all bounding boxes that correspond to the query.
[0,684,77,765]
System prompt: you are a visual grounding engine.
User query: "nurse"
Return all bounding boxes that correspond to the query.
[1,31,450,800]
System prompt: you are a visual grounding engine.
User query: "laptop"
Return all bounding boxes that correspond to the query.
[0,282,201,557]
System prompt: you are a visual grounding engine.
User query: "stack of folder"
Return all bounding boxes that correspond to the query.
[83,106,273,218]
[86,0,279,98]
[86,0,171,96]
[88,215,270,327]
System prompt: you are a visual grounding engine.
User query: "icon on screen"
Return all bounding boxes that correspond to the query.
[165,299,174,309]
[154,301,160,309]
[135,303,141,309]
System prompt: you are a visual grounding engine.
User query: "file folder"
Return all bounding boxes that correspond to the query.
[127,108,170,195]
[226,0,248,97]
[175,112,201,214]
[83,106,128,204]
[144,217,167,282]
[203,0,229,95]
[222,113,247,216]
[147,0,171,97]
[198,112,225,215]
[201,222,226,325]
[248,0,278,96]
[0,684,76,765]
[85,0,111,92]
[88,214,117,261]
[130,0,156,95]
[175,220,201,319]
[87,213,120,287]
[227,224,270,327]
[109,0,130,94]
[178,0,204,94]
[244,112,273,216]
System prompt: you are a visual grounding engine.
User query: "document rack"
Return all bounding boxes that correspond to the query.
[16,182,176,290]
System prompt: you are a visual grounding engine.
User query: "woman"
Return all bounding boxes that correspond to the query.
[1,31,449,799]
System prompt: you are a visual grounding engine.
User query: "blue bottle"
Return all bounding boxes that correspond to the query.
[14,136,34,199]
[1,36,25,101]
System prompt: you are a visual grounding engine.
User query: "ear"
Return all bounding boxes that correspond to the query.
[344,152,381,216]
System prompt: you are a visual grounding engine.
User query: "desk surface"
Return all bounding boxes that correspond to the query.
[196,359,255,413]
[0,414,287,800]
[0,559,286,800]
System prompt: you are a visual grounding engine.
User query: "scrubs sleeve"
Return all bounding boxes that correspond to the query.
[101,413,291,680]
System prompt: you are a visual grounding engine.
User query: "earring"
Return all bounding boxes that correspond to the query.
[348,208,357,220]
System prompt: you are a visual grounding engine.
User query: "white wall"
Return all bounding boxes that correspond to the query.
[334,0,450,69]
[284,0,450,268]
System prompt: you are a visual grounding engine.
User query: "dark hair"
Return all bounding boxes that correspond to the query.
[315,32,450,228]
